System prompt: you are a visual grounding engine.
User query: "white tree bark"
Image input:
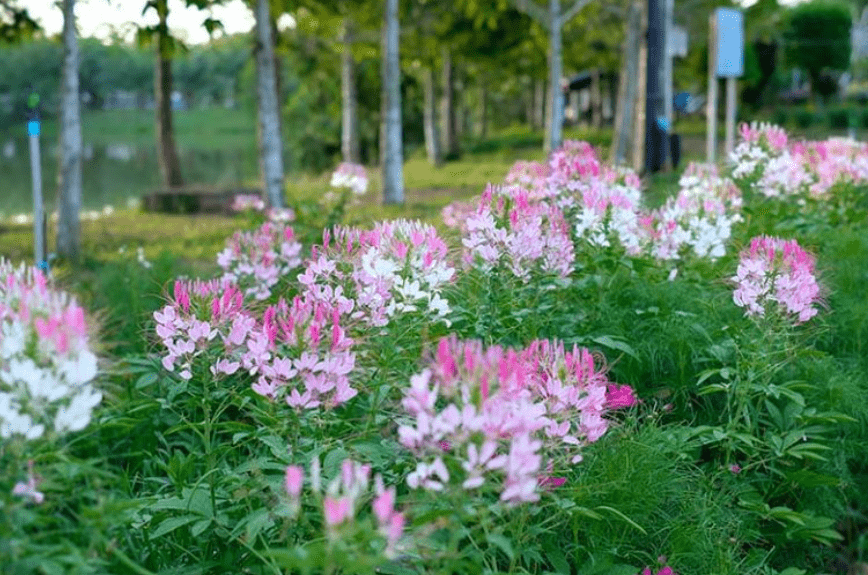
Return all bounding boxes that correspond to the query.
[423,66,442,167]
[440,46,458,158]
[341,20,360,163]
[545,0,563,153]
[254,0,284,209]
[381,0,403,204]
[56,0,82,261]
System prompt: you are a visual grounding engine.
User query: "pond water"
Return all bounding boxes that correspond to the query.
[0,136,268,218]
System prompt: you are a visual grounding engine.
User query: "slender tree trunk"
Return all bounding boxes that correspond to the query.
[545,0,564,153]
[633,0,648,172]
[611,2,641,165]
[423,66,442,167]
[341,19,361,163]
[479,83,488,139]
[254,0,285,208]
[381,0,403,204]
[440,46,458,158]
[155,0,183,188]
[534,79,545,130]
[525,78,535,126]
[57,0,82,261]
[591,68,602,129]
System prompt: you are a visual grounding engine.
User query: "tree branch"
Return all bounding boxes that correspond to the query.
[509,0,549,29]
[563,0,594,22]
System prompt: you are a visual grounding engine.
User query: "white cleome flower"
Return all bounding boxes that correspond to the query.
[54,386,103,433]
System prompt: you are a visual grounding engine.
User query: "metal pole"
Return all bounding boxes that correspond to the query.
[28,119,45,268]
[706,12,718,164]
[725,76,737,158]
[645,0,666,173]
[663,0,673,168]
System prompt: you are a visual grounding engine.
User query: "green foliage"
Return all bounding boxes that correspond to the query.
[784,0,852,96]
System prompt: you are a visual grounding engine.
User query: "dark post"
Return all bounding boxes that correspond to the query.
[645,0,667,173]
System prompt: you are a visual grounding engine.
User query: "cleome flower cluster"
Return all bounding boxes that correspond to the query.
[0,259,100,441]
[156,218,456,410]
[217,221,304,301]
[732,236,822,324]
[461,184,575,281]
[397,336,635,505]
[330,162,369,196]
[284,457,405,558]
[449,141,743,278]
[730,122,868,199]
[302,219,455,328]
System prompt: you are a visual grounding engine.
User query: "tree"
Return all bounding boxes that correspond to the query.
[143,0,185,188]
[0,0,37,43]
[254,0,285,208]
[56,0,83,261]
[784,0,851,104]
[381,0,403,204]
[509,0,594,152]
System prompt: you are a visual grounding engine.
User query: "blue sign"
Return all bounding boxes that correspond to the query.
[656,116,670,132]
[715,8,744,78]
[27,120,40,137]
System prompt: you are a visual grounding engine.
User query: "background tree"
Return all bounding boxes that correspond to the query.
[0,0,37,43]
[382,0,402,204]
[509,0,595,152]
[253,0,285,208]
[56,0,83,261]
[141,0,186,188]
[783,0,851,105]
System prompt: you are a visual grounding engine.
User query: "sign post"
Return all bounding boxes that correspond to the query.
[27,92,46,270]
[706,13,718,164]
[708,8,744,163]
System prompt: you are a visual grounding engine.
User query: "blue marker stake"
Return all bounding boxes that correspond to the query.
[28,118,45,268]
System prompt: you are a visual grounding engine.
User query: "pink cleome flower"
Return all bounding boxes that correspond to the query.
[732,236,822,324]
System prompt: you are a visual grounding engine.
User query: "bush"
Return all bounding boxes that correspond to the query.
[794,108,820,128]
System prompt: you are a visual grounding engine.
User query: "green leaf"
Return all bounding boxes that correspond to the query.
[486,533,515,561]
[135,372,159,389]
[191,518,211,538]
[543,542,571,575]
[590,335,638,361]
[596,506,646,534]
[323,447,350,477]
[785,470,841,488]
[149,515,199,539]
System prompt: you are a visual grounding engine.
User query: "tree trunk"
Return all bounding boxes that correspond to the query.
[525,78,535,126]
[381,0,403,204]
[341,20,361,163]
[612,4,641,165]
[56,0,82,261]
[534,79,545,130]
[591,68,602,129]
[632,0,648,173]
[545,0,563,153]
[440,46,458,158]
[423,66,442,167]
[479,83,488,139]
[155,0,183,188]
[254,0,285,208]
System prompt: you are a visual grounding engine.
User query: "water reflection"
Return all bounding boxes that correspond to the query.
[105,143,135,162]
[0,137,271,216]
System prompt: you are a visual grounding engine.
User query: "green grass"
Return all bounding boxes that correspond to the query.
[6,107,260,151]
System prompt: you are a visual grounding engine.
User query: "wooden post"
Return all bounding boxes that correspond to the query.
[706,12,718,164]
[724,76,736,159]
